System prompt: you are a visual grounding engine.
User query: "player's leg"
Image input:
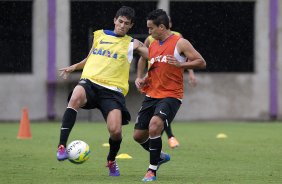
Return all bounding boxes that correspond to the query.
[57,84,87,161]
[133,96,155,151]
[134,97,170,181]
[133,129,149,150]
[134,127,169,165]
[142,115,164,181]
[163,98,181,148]
[143,98,181,181]
[166,124,180,148]
[105,109,122,176]
[99,88,130,176]
[165,125,174,138]
[107,109,122,158]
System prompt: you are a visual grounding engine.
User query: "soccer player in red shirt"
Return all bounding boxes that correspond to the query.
[136,16,197,149]
[134,9,206,182]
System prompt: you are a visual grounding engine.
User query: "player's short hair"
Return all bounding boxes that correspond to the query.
[115,6,135,23]
[147,9,170,29]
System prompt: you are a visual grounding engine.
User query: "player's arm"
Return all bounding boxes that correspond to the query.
[133,39,148,59]
[188,69,197,87]
[134,38,150,89]
[59,38,95,79]
[167,38,206,69]
[177,33,197,86]
[136,37,150,79]
[135,56,147,89]
[137,57,147,79]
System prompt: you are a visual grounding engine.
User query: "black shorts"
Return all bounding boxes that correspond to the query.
[134,96,181,130]
[68,79,131,125]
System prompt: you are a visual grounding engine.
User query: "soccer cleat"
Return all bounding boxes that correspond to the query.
[168,137,180,148]
[158,152,170,169]
[106,160,120,176]
[57,145,68,161]
[142,170,156,182]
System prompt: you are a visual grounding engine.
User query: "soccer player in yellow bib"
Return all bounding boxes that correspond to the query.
[56,6,148,177]
[135,16,197,149]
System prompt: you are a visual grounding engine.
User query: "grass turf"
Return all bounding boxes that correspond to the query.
[0,121,281,184]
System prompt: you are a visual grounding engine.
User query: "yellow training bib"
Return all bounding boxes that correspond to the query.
[81,30,133,96]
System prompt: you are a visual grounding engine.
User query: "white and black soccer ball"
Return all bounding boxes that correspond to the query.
[67,140,90,164]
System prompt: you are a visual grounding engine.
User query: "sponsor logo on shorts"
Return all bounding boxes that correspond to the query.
[79,80,86,84]
[159,110,167,116]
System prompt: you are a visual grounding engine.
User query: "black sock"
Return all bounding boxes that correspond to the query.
[149,136,162,166]
[107,138,122,161]
[140,139,150,151]
[58,108,77,147]
[165,125,174,138]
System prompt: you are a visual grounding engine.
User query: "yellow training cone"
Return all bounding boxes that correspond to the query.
[116,153,132,159]
[102,143,110,147]
[216,133,228,139]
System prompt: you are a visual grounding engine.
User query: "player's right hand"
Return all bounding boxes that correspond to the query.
[59,66,75,79]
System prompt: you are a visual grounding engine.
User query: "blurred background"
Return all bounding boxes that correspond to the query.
[0,0,281,122]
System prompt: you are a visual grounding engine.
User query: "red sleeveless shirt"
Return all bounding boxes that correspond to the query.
[143,34,184,99]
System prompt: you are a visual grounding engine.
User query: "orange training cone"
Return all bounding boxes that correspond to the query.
[17,107,32,139]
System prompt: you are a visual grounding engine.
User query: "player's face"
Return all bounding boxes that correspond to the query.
[147,20,161,40]
[114,16,133,36]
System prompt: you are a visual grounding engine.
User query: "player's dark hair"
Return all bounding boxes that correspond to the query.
[115,6,135,23]
[147,9,169,29]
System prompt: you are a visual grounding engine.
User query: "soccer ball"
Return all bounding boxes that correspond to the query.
[66,140,90,164]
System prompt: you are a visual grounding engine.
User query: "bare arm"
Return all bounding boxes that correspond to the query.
[59,38,95,79]
[167,38,206,70]
[137,56,147,79]
[178,34,197,86]
[133,39,148,59]
[134,37,150,89]
[188,69,197,87]
[136,36,151,79]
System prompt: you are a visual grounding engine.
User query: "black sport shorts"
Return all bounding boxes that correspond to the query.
[68,79,131,125]
[134,96,181,130]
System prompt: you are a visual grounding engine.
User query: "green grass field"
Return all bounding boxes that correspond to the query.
[0,121,282,184]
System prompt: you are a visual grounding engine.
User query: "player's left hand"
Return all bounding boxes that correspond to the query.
[188,75,197,87]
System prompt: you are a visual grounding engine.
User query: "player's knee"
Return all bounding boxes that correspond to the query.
[68,95,85,108]
[68,86,86,108]
[133,130,147,143]
[110,132,122,140]
[109,127,122,140]
[149,119,163,136]
[133,133,142,143]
